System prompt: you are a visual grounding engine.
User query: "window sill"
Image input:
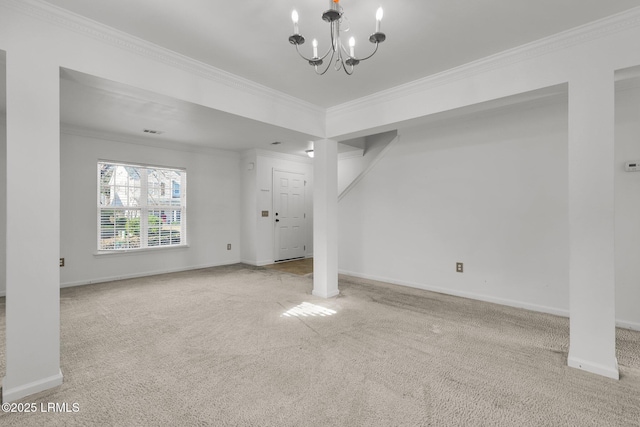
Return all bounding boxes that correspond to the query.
[94,244,189,257]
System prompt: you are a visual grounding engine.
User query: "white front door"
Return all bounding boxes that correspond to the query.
[273,170,306,262]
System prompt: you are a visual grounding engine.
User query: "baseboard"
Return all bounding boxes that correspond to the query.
[312,289,340,299]
[2,370,63,403]
[240,259,273,267]
[338,269,640,331]
[339,269,569,317]
[60,261,241,289]
[243,257,313,267]
[614,319,640,331]
[568,355,619,380]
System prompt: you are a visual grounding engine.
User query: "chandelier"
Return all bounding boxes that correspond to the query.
[288,0,386,75]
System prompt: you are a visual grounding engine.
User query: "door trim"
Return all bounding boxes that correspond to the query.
[273,169,306,262]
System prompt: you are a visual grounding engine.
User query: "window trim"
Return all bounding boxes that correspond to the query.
[97,160,187,253]
[94,244,190,257]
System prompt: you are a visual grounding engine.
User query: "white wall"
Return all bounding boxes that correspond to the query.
[338,88,640,329]
[0,120,5,295]
[0,52,5,296]
[338,131,396,197]
[339,98,571,315]
[59,131,242,287]
[240,151,258,265]
[615,83,640,329]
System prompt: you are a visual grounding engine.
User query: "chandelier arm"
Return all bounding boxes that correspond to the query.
[335,47,347,71]
[338,38,348,57]
[338,38,379,62]
[352,42,380,62]
[339,57,354,75]
[294,39,332,62]
[343,65,354,76]
[318,46,333,61]
[294,43,314,62]
[336,49,354,76]
[315,60,332,75]
[316,48,336,75]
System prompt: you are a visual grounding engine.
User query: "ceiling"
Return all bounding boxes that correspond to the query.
[59,68,323,157]
[1,1,640,155]
[41,0,640,107]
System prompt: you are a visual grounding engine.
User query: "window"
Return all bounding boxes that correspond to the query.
[98,161,186,251]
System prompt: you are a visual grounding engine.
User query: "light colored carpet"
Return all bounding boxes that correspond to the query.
[264,258,313,276]
[0,264,638,426]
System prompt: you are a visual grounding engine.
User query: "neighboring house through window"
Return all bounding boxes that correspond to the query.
[98,161,186,251]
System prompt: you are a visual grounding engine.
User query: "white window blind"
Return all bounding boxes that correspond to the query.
[98,162,187,251]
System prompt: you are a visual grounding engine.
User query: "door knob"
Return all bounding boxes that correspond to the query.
[275,219,280,222]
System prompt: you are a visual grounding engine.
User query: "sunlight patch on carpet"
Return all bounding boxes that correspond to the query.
[281,302,337,318]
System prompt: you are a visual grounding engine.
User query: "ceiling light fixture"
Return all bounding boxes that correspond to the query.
[305,149,315,158]
[289,0,386,75]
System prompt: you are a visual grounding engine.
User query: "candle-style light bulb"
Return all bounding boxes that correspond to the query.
[376,7,383,33]
[312,39,318,58]
[291,10,299,34]
[349,37,355,57]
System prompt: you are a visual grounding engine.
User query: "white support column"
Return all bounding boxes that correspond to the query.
[313,139,339,298]
[567,67,618,379]
[3,50,63,402]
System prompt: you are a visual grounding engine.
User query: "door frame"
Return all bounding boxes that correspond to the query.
[272,168,307,262]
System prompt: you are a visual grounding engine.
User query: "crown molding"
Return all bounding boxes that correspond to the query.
[241,148,312,164]
[328,6,640,117]
[254,149,312,164]
[60,125,240,159]
[4,0,640,125]
[1,0,325,117]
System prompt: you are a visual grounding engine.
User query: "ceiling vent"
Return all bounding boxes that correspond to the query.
[143,129,164,135]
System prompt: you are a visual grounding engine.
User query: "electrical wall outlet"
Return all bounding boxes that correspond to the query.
[456,262,463,273]
[625,161,640,172]
[227,244,232,250]
[60,258,65,267]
